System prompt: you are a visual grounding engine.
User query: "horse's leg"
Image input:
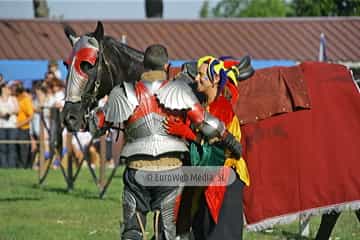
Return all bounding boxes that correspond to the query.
[315,211,341,240]
[355,209,360,222]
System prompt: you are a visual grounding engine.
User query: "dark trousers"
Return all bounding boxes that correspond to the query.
[0,128,17,168]
[122,167,180,240]
[16,128,31,169]
[193,177,244,240]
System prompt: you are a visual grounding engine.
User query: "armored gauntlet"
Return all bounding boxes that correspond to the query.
[88,107,107,138]
[195,111,242,158]
[222,130,242,159]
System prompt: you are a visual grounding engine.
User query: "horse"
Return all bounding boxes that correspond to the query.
[62,21,144,132]
[63,22,360,238]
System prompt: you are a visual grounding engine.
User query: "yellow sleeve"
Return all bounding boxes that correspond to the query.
[24,97,34,117]
[224,116,250,186]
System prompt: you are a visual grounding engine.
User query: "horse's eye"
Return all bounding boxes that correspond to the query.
[80,61,94,73]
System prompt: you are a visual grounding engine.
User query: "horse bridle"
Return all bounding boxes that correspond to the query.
[81,41,114,123]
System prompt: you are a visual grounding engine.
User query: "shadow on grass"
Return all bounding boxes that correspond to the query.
[25,169,124,202]
[0,197,42,202]
[40,187,69,194]
[281,230,313,240]
[38,186,120,202]
[257,229,314,240]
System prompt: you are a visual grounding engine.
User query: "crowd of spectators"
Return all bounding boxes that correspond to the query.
[0,61,114,170]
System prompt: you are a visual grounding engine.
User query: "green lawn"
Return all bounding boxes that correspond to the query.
[0,168,358,240]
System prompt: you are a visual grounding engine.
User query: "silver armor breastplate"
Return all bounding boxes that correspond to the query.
[121,112,188,157]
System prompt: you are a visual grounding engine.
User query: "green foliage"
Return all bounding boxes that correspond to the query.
[0,169,359,239]
[212,0,244,17]
[240,0,289,17]
[290,0,360,16]
[200,0,210,18]
[201,0,360,18]
[33,0,49,18]
[205,0,289,17]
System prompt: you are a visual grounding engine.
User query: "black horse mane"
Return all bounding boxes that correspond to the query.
[89,34,145,99]
[102,36,144,82]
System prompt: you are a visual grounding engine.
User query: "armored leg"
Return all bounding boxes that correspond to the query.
[151,186,179,240]
[122,167,153,240]
[121,189,147,240]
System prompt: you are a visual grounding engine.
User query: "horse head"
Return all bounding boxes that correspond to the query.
[62,21,144,131]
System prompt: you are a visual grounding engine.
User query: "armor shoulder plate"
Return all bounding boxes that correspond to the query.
[155,79,199,110]
[104,84,139,124]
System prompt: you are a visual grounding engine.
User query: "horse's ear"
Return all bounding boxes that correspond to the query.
[64,24,78,46]
[94,21,104,43]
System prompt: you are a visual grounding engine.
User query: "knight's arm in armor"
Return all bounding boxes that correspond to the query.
[88,107,108,138]
[88,107,126,163]
[156,78,242,158]
[186,103,242,159]
[164,106,242,158]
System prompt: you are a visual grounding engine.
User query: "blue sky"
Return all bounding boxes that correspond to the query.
[0,0,220,20]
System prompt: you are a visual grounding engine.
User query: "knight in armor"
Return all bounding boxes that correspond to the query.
[95,44,243,240]
[165,55,254,240]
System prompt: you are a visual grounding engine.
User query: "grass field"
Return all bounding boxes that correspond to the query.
[0,168,359,240]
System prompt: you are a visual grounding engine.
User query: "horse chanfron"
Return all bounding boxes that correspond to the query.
[62,21,145,132]
[62,22,104,132]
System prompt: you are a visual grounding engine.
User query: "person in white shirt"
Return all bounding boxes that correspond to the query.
[47,78,65,110]
[30,81,53,169]
[48,78,66,169]
[0,80,19,168]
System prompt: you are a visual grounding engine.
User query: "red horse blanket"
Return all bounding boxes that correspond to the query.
[237,62,360,230]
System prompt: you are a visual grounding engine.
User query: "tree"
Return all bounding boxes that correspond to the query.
[202,0,289,18]
[212,0,244,17]
[200,0,210,18]
[33,0,49,18]
[290,0,360,16]
[200,0,360,18]
[240,0,289,17]
[145,0,163,18]
[336,0,360,15]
